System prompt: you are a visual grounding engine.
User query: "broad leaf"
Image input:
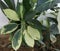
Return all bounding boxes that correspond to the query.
[35,0,56,12]
[25,10,36,21]
[12,29,22,51]
[1,23,18,34]
[24,30,34,47]
[27,26,40,40]
[3,9,20,21]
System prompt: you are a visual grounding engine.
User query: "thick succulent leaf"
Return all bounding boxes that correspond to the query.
[35,0,56,12]
[57,9,60,33]
[27,26,40,40]
[24,30,34,47]
[50,34,57,43]
[1,23,18,34]
[3,9,20,21]
[12,29,22,51]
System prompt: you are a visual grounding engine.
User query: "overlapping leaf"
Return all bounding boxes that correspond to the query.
[12,29,22,51]
[1,23,18,34]
[24,30,34,47]
[27,26,40,40]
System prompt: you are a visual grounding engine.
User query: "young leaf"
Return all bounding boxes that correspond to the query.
[3,9,20,21]
[12,29,22,51]
[1,23,18,34]
[24,30,34,47]
[27,26,40,40]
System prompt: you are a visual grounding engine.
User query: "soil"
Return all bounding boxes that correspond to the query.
[0,34,60,51]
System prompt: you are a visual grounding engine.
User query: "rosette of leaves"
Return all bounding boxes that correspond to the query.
[0,0,60,51]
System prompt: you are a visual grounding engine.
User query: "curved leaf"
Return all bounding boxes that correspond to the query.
[3,9,20,21]
[1,23,18,34]
[27,26,40,40]
[35,0,56,12]
[12,29,22,51]
[24,30,34,47]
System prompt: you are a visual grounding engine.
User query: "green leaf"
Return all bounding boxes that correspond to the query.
[27,26,40,40]
[3,9,20,21]
[35,0,56,12]
[12,29,22,51]
[30,0,37,9]
[24,30,34,47]
[32,0,37,3]
[4,0,15,9]
[23,0,32,13]
[25,11,36,21]
[0,0,7,9]
[10,0,15,9]
[17,0,24,19]
[1,23,18,34]
[20,4,24,19]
